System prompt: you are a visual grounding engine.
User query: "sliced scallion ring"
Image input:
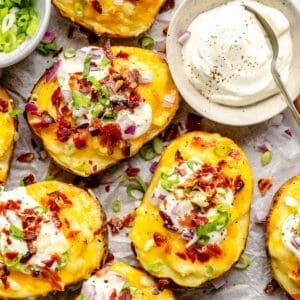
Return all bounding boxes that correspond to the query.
[112,199,122,213]
[2,13,16,33]
[140,144,156,161]
[126,184,144,200]
[138,35,155,49]
[234,254,251,270]
[152,137,163,154]
[63,47,76,59]
[261,151,272,166]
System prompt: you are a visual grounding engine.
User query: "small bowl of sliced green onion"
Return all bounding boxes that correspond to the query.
[0,0,51,68]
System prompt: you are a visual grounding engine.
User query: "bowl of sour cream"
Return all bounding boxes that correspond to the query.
[167,0,300,126]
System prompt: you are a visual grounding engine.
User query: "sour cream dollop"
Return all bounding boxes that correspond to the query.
[182,0,293,106]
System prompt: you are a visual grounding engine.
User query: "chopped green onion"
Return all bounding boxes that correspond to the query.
[63,47,76,59]
[72,90,90,107]
[261,151,272,166]
[160,171,179,192]
[4,253,25,272]
[187,160,201,171]
[36,41,57,56]
[8,107,24,117]
[214,145,232,157]
[235,254,251,270]
[145,261,164,273]
[9,224,24,241]
[26,16,39,36]
[91,103,104,118]
[138,36,155,49]
[152,137,163,154]
[99,56,110,67]
[112,199,122,213]
[45,173,56,181]
[88,76,101,89]
[83,55,91,78]
[134,175,147,192]
[57,252,68,269]
[126,184,144,200]
[140,144,156,161]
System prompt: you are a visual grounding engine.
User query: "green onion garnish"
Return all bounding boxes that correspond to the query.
[63,47,76,59]
[8,107,24,117]
[9,224,24,241]
[235,254,251,270]
[36,41,57,56]
[112,199,122,212]
[261,151,272,166]
[0,2,39,54]
[126,184,144,201]
[152,137,163,154]
[83,55,92,79]
[140,144,156,161]
[138,36,155,49]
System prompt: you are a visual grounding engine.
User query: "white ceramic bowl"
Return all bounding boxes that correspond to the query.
[0,0,51,69]
[167,0,300,126]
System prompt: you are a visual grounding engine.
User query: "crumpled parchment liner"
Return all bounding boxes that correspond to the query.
[1,2,300,299]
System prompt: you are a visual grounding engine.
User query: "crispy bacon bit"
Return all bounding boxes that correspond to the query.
[258,178,273,196]
[78,78,92,94]
[159,210,177,232]
[176,252,187,260]
[108,216,124,235]
[103,40,114,60]
[52,213,62,229]
[0,98,8,113]
[67,230,80,239]
[163,123,180,142]
[175,150,184,164]
[22,174,35,186]
[123,212,135,228]
[153,232,167,246]
[110,289,117,300]
[125,167,140,178]
[185,113,202,132]
[116,51,129,59]
[17,152,35,163]
[90,0,102,13]
[119,289,132,300]
[41,267,64,291]
[129,90,143,106]
[100,123,122,154]
[125,69,140,89]
[234,175,245,193]
[159,0,175,13]
[5,199,21,210]
[0,263,10,289]
[30,111,55,129]
[218,160,227,168]
[73,130,88,149]
[121,140,131,157]
[157,278,170,291]
[179,214,208,228]
[51,87,63,108]
[264,279,278,294]
[103,251,115,265]
[47,191,72,212]
[4,252,18,260]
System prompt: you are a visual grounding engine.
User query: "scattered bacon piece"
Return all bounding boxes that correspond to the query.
[17,152,35,163]
[100,123,122,154]
[116,51,129,59]
[175,150,184,164]
[108,216,124,235]
[41,267,64,291]
[29,111,55,129]
[22,174,35,186]
[123,212,135,228]
[5,199,21,210]
[47,191,73,212]
[119,289,132,300]
[179,214,208,228]
[73,130,88,149]
[159,0,175,13]
[264,279,278,294]
[153,232,167,246]
[185,113,203,132]
[258,178,273,196]
[0,263,10,289]
[51,87,63,108]
[52,213,63,229]
[163,123,180,142]
[4,252,18,260]
[0,98,8,113]
[159,210,177,232]
[110,289,117,300]
[125,167,140,178]
[78,78,92,94]
[67,230,80,239]
[157,278,171,291]
[90,0,102,13]
[234,175,245,193]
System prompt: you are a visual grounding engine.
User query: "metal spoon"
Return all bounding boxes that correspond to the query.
[243,4,300,126]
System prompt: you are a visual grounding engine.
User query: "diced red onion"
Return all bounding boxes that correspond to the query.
[211,276,227,290]
[255,211,268,224]
[181,231,194,241]
[124,125,136,135]
[158,194,166,200]
[42,30,56,43]
[25,102,37,112]
[46,60,61,82]
[292,235,300,250]
[163,94,175,108]
[282,128,293,139]
[255,142,272,153]
[177,31,191,45]
[140,71,153,84]
[269,114,283,127]
[90,61,98,71]
[150,161,158,173]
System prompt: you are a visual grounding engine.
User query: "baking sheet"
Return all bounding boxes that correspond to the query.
[1,1,300,299]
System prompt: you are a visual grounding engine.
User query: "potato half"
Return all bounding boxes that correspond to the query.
[52,0,166,38]
[267,175,300,299]
[27,46,179,177]
[130,131,253,287]
[0,181,107,298]
[0,87,16,184]
[77,262,175,299]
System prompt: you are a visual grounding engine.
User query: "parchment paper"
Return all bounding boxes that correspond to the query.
[1,1,300,299]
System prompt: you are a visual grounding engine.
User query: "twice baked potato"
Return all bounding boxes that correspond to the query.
[130,132,253,287]
[26,45,179,177]
[267,175,300,299]
[77,261,175,299]
[0,87,16,184]
[0,181,107,298]
[52,0,166,38]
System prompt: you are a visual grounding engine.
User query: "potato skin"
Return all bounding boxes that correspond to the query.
[76,262,175,299]
[26,46,180,177]
[266,175,300,299]
[0,86,16,185]
[52,0,166,38]
[130,131,253,288]
[0,181,107,299]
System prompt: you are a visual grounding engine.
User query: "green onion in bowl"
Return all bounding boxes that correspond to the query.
[0,0,39,53]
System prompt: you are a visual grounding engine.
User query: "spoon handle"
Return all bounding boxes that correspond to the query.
[272,69,300,126]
